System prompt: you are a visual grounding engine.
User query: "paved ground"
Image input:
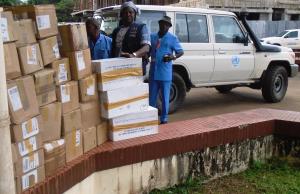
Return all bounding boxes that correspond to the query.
[170,74,300,122]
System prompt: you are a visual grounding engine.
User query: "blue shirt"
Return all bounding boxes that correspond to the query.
[89,33,112,60]
[150,32,183,81]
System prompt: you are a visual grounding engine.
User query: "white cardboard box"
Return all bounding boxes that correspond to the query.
[93,58,143,91]
[109,106,158,141]
[100,83,149,119]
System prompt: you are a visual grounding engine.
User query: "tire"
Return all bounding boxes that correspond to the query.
[157,72,186,114]
[215,85,234,93]
[262,65,288,103]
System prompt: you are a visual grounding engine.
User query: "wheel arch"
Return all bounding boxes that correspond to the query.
[173,64,192,91]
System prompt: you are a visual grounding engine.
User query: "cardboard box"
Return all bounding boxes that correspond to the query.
[10,5,58,39]
[56,81,79,114]
[40,102,62,143]
[44,139,65,177]
[49,58,71,85]
[39,36,60,65]
[33,69,56,106]
[97,122,108,146]
[65,129,83,162]
[58,23,89,52]
[14,149,44,177]
[7,76,39,124]
[18,43,44,75]
[109,106,159,141]
[15,166,45,194]
[80,101,101,130]
[62,108,82,136]
[82,126,97,153]
[14,19,36,48]
[100,83,149,119]
[93,58,143,91]
[4,42,22,80]
[0,11,16,43]
[11,115,44,143]
[61,49,92,80]
[79,74,98,102]
[12,134,43,159]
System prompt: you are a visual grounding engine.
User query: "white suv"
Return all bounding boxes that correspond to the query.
[261,29,300,49]
[95,5,298,113]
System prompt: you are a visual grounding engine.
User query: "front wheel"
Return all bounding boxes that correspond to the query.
[261,65,288,103]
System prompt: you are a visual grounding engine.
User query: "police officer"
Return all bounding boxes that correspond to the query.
[86,17,112,60]
[149,16,184,124]
[111,1,151,75]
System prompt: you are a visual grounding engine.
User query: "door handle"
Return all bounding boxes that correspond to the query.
[218,51,226,54]
[240,51,251,54]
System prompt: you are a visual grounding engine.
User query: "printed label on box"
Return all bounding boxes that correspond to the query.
[18,136,37,157]
[27,45,37,65]
[57,139,65,146]
[0,18,9,42]
[22,169,37,190]
[53,44,60,59]
[76,51,86,71]
[36,15,50,30]
[60,85,70,103]
[21,117,39,139]
[58,64,68,83]
[22,152,39,173]
[44,143,53,152]
[8,86,23,111]
[86,78,95,96]
[75,129,80,147]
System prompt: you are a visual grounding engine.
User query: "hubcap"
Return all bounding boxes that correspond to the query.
[274,74,283,93]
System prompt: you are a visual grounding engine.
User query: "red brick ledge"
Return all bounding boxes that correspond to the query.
[23,108,300,194]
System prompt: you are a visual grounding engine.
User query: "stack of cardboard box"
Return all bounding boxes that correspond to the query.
[93,58,159,141]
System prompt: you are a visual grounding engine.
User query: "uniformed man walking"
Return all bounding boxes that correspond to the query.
[149,16,184,124]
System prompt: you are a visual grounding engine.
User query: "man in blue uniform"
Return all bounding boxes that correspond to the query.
[86,17,112,60]
[149,16,184,124]
[111,1,151,75]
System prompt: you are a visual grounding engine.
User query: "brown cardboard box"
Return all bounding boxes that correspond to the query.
[78,74,98,102]
[15,166,45,194]
[62,108,82,136]
[65,129,83,162]
[12,134,43,159]
[0,11,17,43]
[39,36,60,65]
[49,58,71,85]
[14,19,36,48]
[4,42,22,80]
[80,101,101,129]
[14,149,44,177]
[44,139,65,176]
[11,115,44,143]
[97,122,108,146]
[33,69,56,106]
[82,126,97,153]
[40,102,62,143]
[7,76,39,124]
[56,81,79,114]
[18,43,44,75]
[58,23,89,52]
[10,5,58,39]
[61,49,92,80]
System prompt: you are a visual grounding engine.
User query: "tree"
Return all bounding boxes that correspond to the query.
[55,0,75,22]
[0,0,22,6]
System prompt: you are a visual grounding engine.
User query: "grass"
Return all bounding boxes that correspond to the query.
[150,157,300,194]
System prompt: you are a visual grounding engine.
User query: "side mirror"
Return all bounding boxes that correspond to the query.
[244,33,249,46]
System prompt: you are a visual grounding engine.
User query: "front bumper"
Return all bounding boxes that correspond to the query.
[290,64,299,77]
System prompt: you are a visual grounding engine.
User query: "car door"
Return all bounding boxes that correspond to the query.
[174,13,214,85]
[283,30,299,49]
[211,15,255,82]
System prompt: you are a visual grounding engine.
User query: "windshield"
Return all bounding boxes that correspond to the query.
[276,30,289,37]
[100,10,165,36]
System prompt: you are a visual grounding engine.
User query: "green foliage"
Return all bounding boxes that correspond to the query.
[0,0,22,6]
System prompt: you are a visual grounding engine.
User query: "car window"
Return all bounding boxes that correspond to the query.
[212,15,245,43]
[136,10,165,33]
[284,31,298,38]
[187,14,209,43]
[175,14,189,42]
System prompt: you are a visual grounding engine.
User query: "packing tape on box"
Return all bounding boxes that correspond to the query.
[98,68,142,83]
[36,84,56,95]
[103,94,148,110]
[41,107,49,122]
[110,120,158,132]
[85,76,95,96]
[16,79,30,111]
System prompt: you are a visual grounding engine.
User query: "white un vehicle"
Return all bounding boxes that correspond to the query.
[94,5,298,113]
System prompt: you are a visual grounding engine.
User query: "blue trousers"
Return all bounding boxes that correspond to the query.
[149,80,171,123]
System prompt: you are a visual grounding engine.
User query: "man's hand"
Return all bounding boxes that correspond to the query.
[121,52,135,58]
[163,54,176,62]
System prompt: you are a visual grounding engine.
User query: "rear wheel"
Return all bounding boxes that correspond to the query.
[261,65,288,102]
